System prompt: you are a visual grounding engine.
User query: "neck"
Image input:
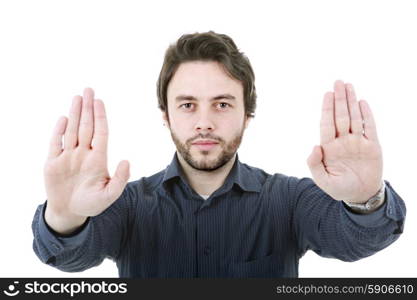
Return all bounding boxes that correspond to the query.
[176,152,236,196]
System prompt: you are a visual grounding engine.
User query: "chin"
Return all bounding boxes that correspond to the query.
[191,151,235,172]
[191,155,217,166]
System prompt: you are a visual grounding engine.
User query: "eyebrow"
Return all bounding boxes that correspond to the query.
[175,94,236,102]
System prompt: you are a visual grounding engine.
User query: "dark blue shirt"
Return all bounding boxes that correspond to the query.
[32,152,406,277]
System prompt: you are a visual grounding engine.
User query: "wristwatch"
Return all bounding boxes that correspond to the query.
[344,181,386,213]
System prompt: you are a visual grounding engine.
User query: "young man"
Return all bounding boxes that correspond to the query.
[32,31,406,278]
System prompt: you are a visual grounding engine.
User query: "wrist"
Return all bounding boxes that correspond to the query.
[344,181,386,214]
[44,204,87,235]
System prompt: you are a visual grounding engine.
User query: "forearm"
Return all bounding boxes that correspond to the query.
[32,200,126,272]
[32,203,96,272]
[292,177,406,262]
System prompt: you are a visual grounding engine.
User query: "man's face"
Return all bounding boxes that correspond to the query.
[164,60,250,171]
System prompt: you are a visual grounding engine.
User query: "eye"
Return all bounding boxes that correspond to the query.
[217,102,231,109]
[180,103,194,110]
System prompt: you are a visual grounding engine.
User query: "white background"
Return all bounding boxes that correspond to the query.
[0,0,415,277]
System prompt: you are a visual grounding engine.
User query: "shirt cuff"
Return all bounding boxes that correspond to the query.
[342,181,397,228]
[39,202,91,253]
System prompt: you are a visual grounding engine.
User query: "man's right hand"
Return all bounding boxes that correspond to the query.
[44,88,130,235]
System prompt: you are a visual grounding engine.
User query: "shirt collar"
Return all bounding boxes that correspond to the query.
[161,152,185,183]
[161,152,262,193]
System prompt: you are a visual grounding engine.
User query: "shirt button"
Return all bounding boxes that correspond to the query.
[51,243,60,251]
[203,246,211,255]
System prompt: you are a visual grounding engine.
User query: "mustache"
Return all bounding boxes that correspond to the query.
[187,134,223,144]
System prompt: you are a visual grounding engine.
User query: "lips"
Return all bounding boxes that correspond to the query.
[192,140,219,151]
[192,140,219,145]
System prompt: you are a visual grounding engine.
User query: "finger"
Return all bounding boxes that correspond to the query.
[334,80,350,136]
[105,160,130,206]
[320,92,336,145]
[78,88,95,148]
[91,99,109,154]
[63,95,82,149]
[48,116,67,159]
[359,100,379,142]
[307,145,329,189]
[345,83,363,135]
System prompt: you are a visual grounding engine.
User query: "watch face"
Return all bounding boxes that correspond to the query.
[365,187,386,210]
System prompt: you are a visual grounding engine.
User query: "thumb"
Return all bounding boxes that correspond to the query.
[106,160,130,203]
[307,145,327,182]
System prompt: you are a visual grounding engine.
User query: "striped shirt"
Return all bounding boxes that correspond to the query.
[32,152,406,277]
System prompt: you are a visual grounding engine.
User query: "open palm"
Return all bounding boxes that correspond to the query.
[44,88,130,234]
[307,81,383,203]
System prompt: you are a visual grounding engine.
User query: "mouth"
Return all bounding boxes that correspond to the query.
[191,140,219,151]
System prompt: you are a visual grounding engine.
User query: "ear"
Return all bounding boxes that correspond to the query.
[244,115,252,129]
[162,111,170,128]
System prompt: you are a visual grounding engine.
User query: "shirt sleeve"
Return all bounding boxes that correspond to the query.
[31,184,134,273]
[290,177,406,262]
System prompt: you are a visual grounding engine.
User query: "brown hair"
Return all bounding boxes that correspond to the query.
[157,31,257,119]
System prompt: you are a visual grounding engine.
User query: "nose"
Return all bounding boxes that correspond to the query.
[194,108,215,133]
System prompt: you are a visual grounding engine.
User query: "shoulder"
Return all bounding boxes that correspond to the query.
[239,161,300,194]
[242,161,295,185]
[124,168,166,196]
[240,162,319,199]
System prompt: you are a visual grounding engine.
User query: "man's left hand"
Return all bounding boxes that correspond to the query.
[307,80,383,204]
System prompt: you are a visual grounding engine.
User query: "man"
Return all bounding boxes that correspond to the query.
[32,31,406,278]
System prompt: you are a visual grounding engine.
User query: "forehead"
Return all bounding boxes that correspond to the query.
[167,61,244,101]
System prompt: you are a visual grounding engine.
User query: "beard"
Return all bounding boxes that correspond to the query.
[170,127,245,172]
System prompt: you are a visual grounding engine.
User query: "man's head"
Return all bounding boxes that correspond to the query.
[157,31,257,171]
